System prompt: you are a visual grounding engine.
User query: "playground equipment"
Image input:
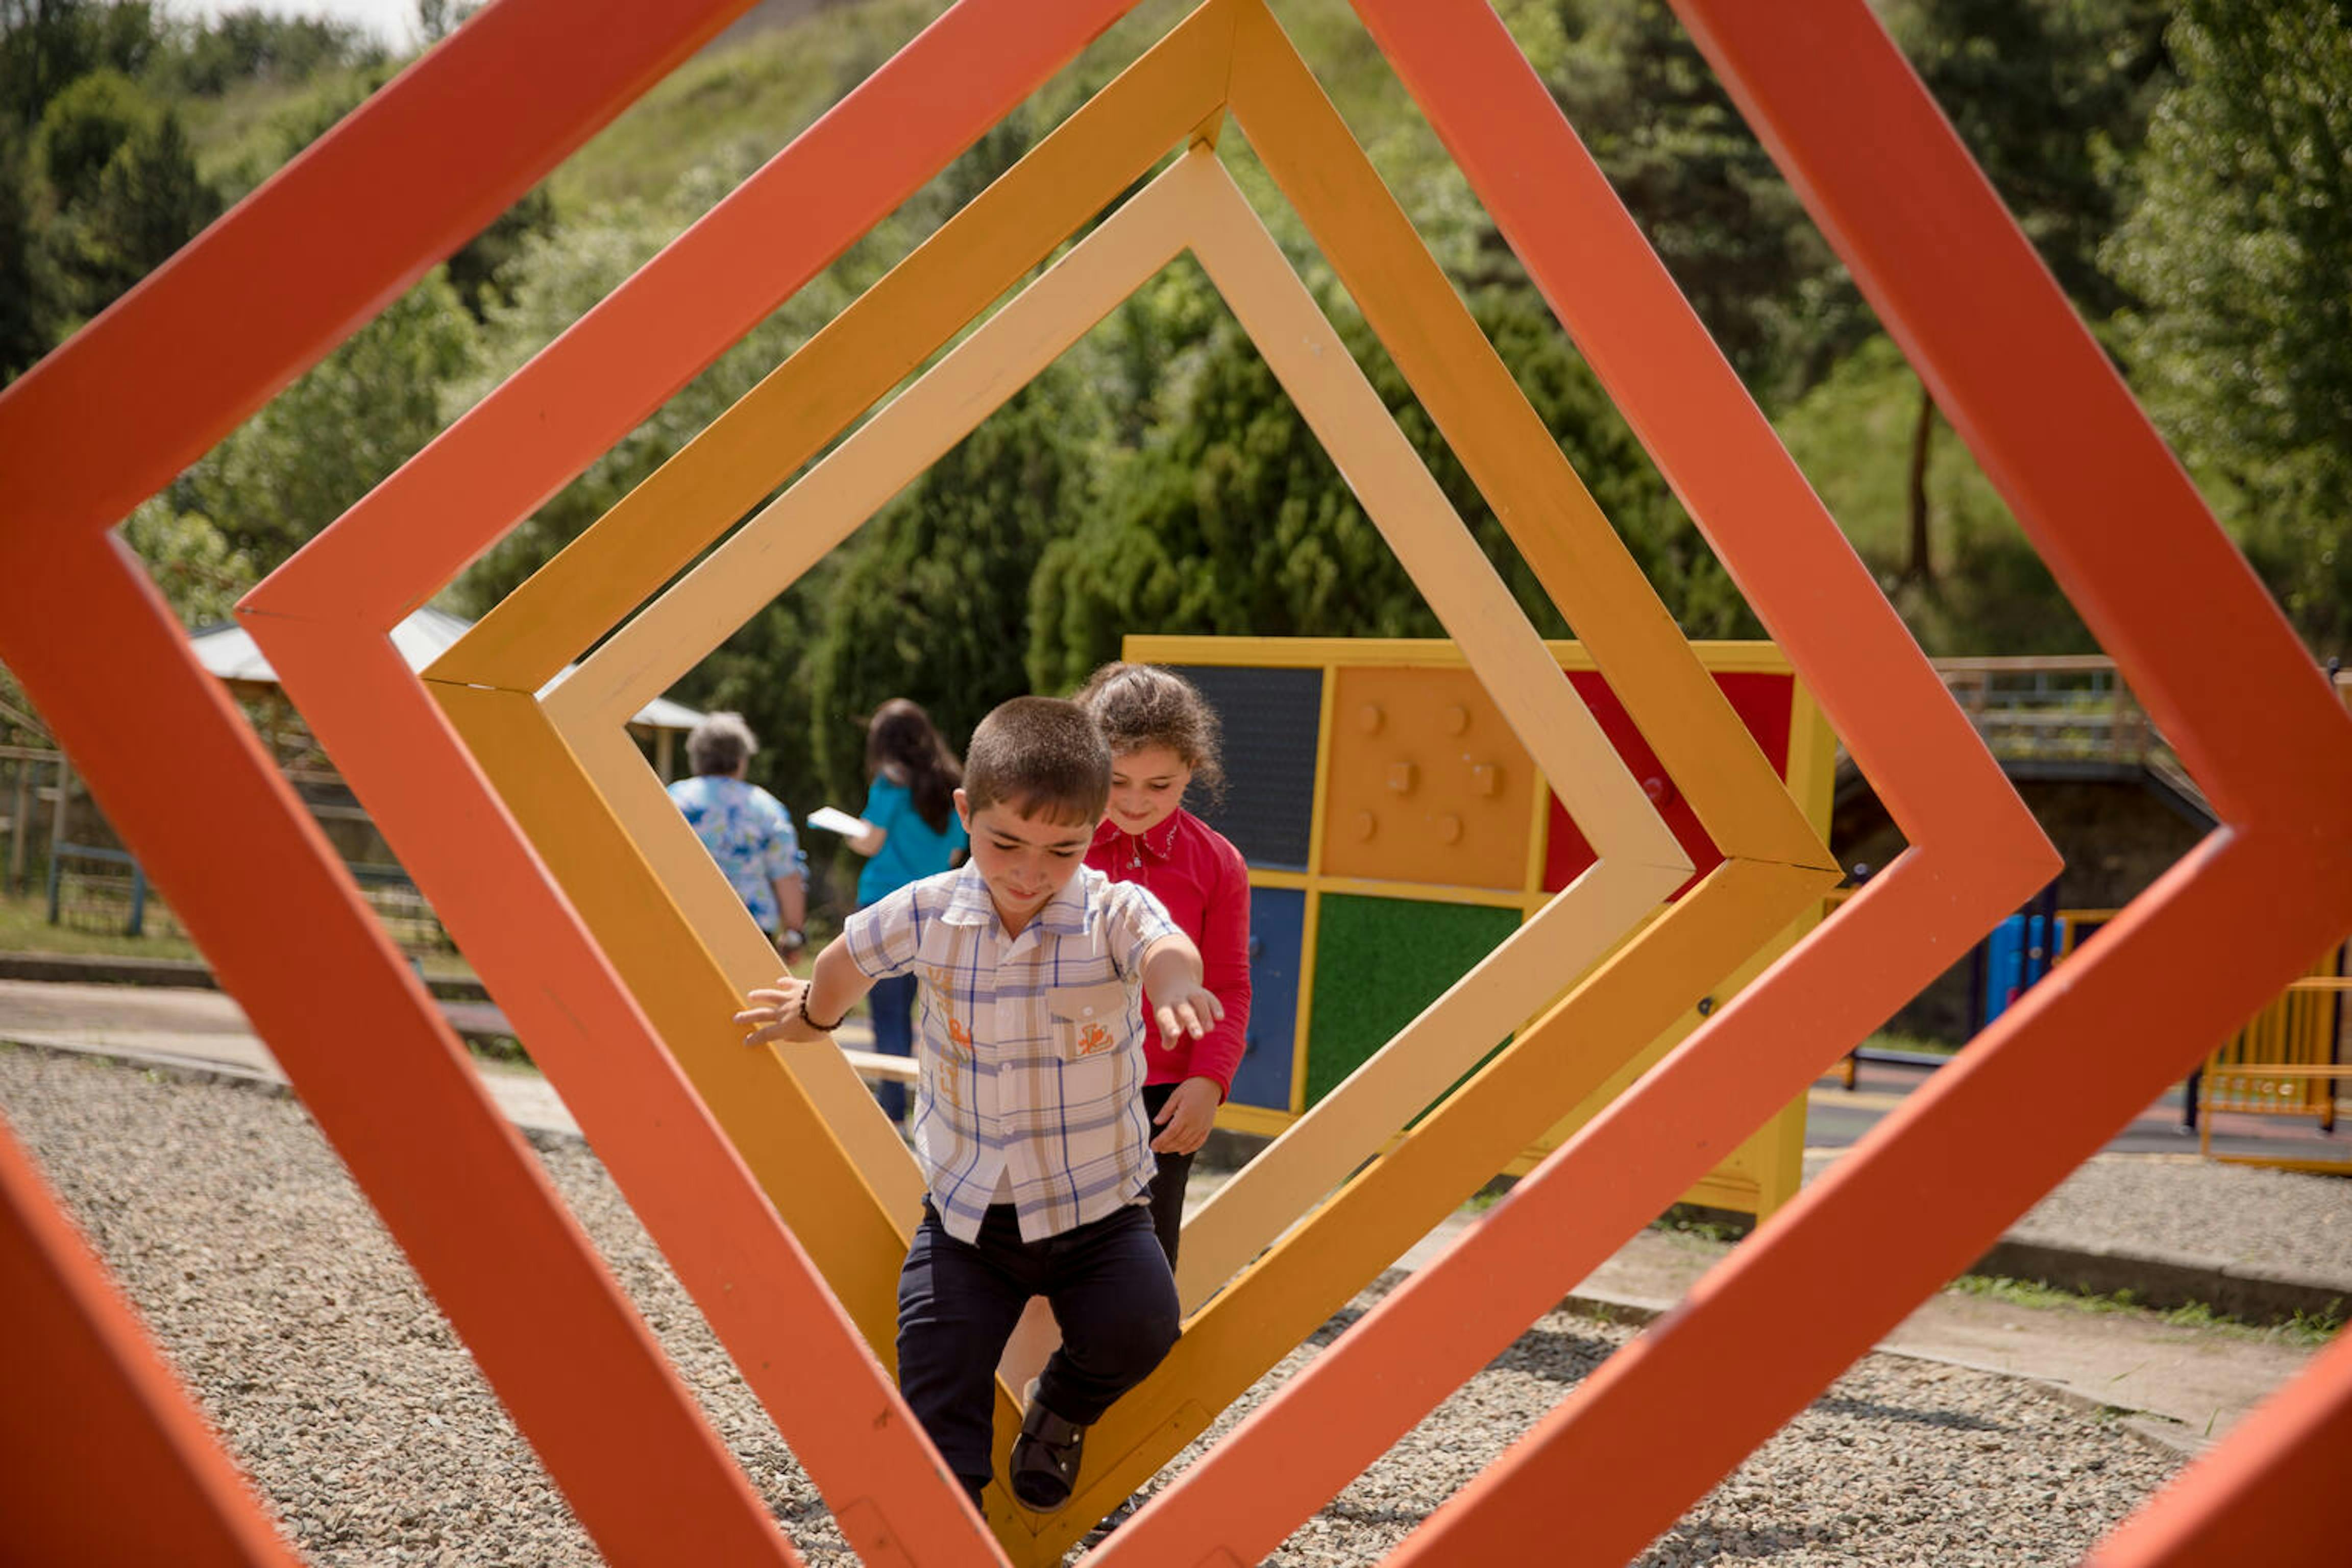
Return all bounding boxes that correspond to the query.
[3,2,2349,1566]
[1128,633,1836,1219]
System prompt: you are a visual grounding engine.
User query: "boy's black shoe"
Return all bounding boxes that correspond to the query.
[1009,1394,1087,1512]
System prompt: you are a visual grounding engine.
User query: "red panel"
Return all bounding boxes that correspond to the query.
[1545,670,1795,893]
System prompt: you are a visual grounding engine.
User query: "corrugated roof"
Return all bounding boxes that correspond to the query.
[191,607,703,732]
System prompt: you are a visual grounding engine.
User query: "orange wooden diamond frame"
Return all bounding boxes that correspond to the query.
[3,0,2343,1564]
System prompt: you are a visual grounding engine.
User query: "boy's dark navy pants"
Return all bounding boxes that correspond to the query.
[896,1199,1181,1503]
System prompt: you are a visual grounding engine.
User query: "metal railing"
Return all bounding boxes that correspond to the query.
[1935,655,2159,764]
[6,742,458,961]
[2197,946,2347,1172]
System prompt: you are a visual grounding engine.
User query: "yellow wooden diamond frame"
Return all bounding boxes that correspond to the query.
[551,141,1690,1288]
[426,2,1840,1552]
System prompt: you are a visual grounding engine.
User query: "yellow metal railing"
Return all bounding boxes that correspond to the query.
[2198,947,2348,1170]
[2192,673,2352,1170]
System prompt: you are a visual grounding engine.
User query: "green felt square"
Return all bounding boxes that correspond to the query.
[1304,894,1525,1107]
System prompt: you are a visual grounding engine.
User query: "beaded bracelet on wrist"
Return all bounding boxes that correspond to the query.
[799,989,846,1033]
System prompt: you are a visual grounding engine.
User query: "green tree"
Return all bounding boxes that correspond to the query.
[175,269,480,572]
[803,368,1105,814]
[1028,272,1746,693]
[1880,0,2172,583]
[120,497,257,628]
[0,142,47,377]
[25,67,217,326]
[1,0,103,133]
[2104,0,2352,653]
[1774,334,2093,655]
[415,0,479,46]
[73,106,216,300]
[30,64,142,205]
[445,184,554,318]
[1539,0,1866,404]
[157,7,376,95]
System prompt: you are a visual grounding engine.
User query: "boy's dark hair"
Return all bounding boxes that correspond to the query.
[1072,662,1226,802]
[963,697,1110,826]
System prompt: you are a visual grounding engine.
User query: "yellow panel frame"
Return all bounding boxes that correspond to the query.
[424,3,1840,1554]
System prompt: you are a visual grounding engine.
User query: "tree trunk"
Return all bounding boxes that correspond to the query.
[1905,384,1938,584]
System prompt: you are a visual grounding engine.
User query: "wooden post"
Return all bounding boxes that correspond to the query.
[43,753,71,925]
[47,751,70,865]
[8,755,30,895]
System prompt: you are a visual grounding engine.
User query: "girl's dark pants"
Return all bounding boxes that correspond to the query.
[1139,1081,1196,1268]
[896,1200,1180,1506]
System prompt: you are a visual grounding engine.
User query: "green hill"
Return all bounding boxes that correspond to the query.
[7,0,2346,814]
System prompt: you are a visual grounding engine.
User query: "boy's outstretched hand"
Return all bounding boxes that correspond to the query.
[1151,979,1223,1045]
[1150,1074,1222,1155]
[735,977,827,1046]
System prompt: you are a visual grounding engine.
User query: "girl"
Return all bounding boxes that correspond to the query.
[1075,663,1251,1269]
[845,698,967,1120]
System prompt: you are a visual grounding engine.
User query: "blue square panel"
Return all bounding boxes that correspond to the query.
[1227,886,1304,1112]
[1174,664,1322,871]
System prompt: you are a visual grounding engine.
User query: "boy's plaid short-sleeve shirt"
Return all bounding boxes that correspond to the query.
[844,863,1180,1243]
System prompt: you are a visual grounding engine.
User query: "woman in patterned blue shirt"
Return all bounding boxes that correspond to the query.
[666,712,808,959]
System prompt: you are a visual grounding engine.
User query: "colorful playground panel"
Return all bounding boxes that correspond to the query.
[1140,634,1834,1217]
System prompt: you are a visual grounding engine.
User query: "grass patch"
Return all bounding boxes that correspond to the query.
[1462,1177,1515,1215]
[1951,1273,2346,1347]
[0,889,475,981]
[0,888,207,962]
[551,2,945,212]
[179,63,391,198]
[1856,1028,1962,1058]
[1649,1203,1754,1244]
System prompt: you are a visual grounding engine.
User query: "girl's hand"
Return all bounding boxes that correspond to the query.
[1150,1075,1222,1155]
[734,978,827,1045]
[1152,982,1224,1045]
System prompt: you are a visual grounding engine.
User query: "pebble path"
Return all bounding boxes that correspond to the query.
[3,1044,2186,1565]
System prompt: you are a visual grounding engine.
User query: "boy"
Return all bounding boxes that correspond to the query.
[736,697,1221,1516]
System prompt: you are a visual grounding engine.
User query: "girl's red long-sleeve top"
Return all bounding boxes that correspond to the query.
[1087,807,1252,1097]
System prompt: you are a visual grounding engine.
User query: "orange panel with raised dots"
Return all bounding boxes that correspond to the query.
[1318,667,1535,889]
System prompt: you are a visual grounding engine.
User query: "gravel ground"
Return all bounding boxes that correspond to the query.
[2007,1156,2352,1285]
[3,1044,2183,1566]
